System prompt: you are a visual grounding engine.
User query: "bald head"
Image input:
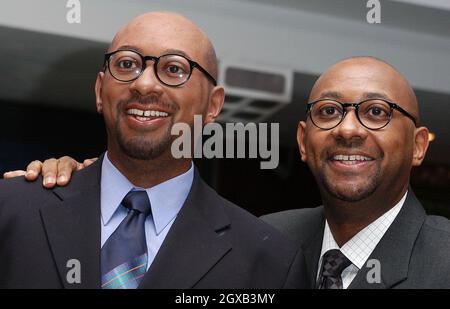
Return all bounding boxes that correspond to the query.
[110,11,218,80]
[310,56,419,123]
[298,56,430,210]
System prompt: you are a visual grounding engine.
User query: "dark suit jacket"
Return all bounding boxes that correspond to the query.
[262,190,450,289]
[0,158,307,289]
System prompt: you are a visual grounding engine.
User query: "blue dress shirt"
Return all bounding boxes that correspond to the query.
[100,152,194,270]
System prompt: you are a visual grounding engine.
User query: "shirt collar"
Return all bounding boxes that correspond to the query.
[101,152,194,235]
[319,191,408,269]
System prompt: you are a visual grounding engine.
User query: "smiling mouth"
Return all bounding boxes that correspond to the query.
[126,108,170,121]
[330,154,375,165]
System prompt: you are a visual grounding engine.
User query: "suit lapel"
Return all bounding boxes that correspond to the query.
[139,169,232,289]
[301,207,326,288]
[349,190,426,289]
[39,158,102,289]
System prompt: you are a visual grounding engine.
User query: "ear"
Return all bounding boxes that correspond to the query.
[204,86,225,124]
[95,72,105,114]
[297,121,307,162]
[412,126,430,166]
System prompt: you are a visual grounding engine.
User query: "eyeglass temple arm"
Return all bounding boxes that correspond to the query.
[392,103,417,126]
[192,62,217,86]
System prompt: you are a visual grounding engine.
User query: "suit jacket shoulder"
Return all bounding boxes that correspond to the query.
[0,175,55,214]
[0,160,102,288]
[404,213,450,288]
[261,207,324,287]
[423,214,450,234]
[260,206,324,246]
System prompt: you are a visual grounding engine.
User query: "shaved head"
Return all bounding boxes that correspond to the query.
[109,11,218,80]
[298,55,429,213]
[310,56,420,123]
[96,10,225,182]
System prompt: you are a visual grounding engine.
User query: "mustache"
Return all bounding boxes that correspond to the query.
[118,93,180,112]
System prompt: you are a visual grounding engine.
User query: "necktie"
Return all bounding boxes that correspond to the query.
[317,249,352,289]
[101,190,151,289]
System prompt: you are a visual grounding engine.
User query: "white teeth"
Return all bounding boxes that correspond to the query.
[126,109,169,117]
[332,154,373,161]
[127,108,144,116]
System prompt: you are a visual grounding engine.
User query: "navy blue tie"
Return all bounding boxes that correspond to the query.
[101,190,151,289]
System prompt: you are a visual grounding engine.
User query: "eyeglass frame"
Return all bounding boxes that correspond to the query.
[103,49,217,87]
[306,98,418,130]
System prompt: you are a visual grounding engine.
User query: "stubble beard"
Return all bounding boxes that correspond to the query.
[319,165,382,202]
[114,94,179,161]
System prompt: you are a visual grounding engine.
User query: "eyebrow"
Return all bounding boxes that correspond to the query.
[113,45,144,53]
[163,49,193,60]
[363,92,393,101]
[315,91,393,102]
[111,46,193,60]
[317,91,344,100]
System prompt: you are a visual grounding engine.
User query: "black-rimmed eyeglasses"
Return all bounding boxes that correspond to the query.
[104,49,217,87]
[306,99,417,130]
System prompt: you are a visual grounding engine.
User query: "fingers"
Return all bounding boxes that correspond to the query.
[2,160,43,181]
[41,158,58,188]
[25,160,43,181]
[81,157,98,169]
[3,170,27,179]
[2,156,98,187]
[55,156,79,186]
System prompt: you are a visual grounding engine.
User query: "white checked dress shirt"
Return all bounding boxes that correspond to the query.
[317,191,407,289]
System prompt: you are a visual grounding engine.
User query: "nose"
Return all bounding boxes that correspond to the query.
[330,108,368,141]
[128,62,164,97]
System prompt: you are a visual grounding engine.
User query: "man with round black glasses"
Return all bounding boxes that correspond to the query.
[0,12,306,289]
[263,56,450,289]
[306,97,417,131]
[6,49,450,288]
[103,49,217,87]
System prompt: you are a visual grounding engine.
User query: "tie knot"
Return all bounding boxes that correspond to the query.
[122,190,151,217]
[321,249,351,278]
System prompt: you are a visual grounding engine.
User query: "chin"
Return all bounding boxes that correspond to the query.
[114,119,175,160]
[117,132,173,161]
[322,178,379,203]
[329,186,374,202]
